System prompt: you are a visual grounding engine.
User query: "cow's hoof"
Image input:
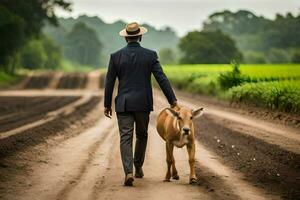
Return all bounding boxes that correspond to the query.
[189,178,197,184]
[172,174,180,180]
[163,179,171,182]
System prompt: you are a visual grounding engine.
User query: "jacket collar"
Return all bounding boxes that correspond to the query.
[127,41,141,48]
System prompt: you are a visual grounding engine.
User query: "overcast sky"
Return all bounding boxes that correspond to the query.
[57,0,300,36]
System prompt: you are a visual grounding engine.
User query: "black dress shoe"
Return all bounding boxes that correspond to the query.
[124,173,134,186]
[135,167,144,178]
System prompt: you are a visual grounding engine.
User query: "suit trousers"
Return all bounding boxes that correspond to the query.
[117,111,150,175]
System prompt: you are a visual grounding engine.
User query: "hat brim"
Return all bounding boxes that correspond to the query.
[119,26,148,37]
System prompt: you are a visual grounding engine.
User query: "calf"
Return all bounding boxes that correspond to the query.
[156,105,203,184]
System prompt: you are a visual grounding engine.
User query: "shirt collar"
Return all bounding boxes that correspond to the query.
[127,41,141,47]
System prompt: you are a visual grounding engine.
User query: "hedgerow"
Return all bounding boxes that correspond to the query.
[225,81,300,114]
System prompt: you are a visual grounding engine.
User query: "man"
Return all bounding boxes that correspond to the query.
[104,22,177,186]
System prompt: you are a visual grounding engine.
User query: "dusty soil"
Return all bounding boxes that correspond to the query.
[99,73,105,89]
[195,115,300,199]
[24,74,54,89]
[0,96,80,132]
[0,72,299,200]
[0,96,101,157]
[57,73,88,89]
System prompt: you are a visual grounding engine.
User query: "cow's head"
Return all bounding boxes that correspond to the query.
[166,106,203,136]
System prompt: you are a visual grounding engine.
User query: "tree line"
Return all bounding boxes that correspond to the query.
[0,0,71,74]
[160,10,300,64]
[1,2,300,74]
[43,15,178,66]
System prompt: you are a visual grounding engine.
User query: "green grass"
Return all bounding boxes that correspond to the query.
[163,64,300,114]
[0,71,18,87]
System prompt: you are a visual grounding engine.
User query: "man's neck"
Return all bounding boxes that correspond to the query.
[127,41,140,47]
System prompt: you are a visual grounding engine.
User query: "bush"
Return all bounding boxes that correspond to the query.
[187,76,220,95]
[218,61,250,89]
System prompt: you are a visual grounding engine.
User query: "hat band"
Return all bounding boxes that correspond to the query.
[126,28,140,35]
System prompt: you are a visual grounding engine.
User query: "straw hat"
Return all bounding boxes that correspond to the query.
[119,22,148,37]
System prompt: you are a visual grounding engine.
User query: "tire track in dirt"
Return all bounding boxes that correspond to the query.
[56,120,118,200]
[93,123,214,200]
[7,116,116,200]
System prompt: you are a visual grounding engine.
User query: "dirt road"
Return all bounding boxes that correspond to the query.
[0,72,299,200]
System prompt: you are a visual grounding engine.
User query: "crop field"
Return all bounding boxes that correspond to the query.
[163,64,300,114]
[164,64,300,82]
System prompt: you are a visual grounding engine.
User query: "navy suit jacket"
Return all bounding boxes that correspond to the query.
[104,42,177,112]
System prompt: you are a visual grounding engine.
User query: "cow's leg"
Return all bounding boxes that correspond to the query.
[169,144,179,180]
[187,142,197,184]
[164,142,172,182]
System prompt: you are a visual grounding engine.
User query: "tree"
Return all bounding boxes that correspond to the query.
[203,10,268,52]
[43,15,179,60]
[0,5,25,73]
[42,36,63,69]
[159,48,176,64]
[203,9,300,63]
[263,13,300,50]
[0,0,71,73]
[204,10,268,35]
[19,35,62,70]
[266,48,290,63]
[20,39,48,69]
[244,51,266,64]
[179,30,242,64]
[64,22,102,66]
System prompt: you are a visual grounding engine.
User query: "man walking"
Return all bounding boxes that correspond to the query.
[104,22,177,186]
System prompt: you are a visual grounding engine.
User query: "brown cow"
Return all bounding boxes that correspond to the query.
[156,105,203,184]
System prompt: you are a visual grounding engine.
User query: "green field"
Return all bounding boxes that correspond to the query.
[163,64,300,114]
[165,64,300,79]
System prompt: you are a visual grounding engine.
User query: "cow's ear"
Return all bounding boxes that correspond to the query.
[166,108,179,118]
[192,108,204,118]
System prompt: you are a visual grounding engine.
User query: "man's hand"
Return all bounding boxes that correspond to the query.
[104,107,112,118]
[170,101,178,109]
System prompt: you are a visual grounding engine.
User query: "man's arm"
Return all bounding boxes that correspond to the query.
[104,55,117,117]
[151,52,177,107]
